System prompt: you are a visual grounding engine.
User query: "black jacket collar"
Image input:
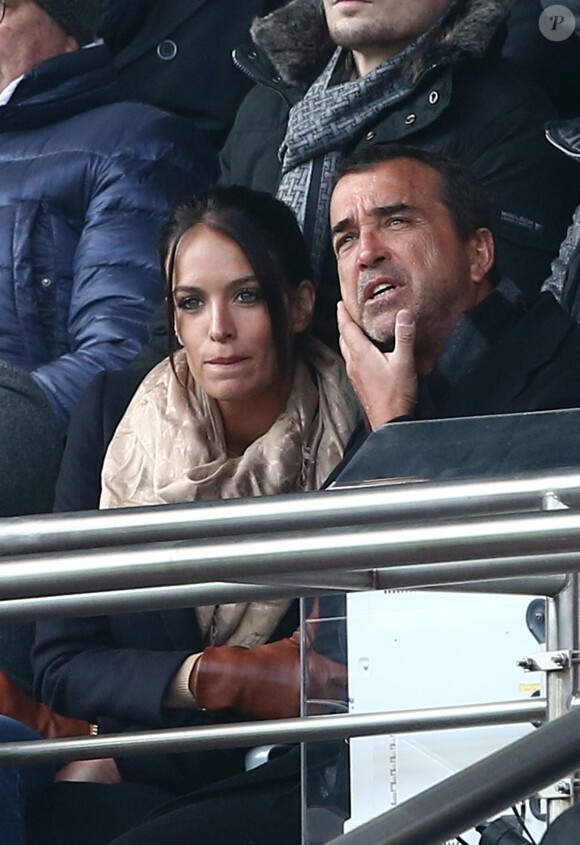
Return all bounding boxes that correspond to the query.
[249,0,513,89]
[0,44,119,132]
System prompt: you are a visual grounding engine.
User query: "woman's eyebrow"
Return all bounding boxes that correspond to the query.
[173,275,258,295]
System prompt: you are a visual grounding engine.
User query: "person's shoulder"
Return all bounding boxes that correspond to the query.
[63,99,217,176]
[529,291,579,329]
[516,291,580,364]
[0,364,63,516]
[0,363,53,414]
[229,82,290,133]
[120,357,175,417]
[77,99,211,144]
[452,52,556,118]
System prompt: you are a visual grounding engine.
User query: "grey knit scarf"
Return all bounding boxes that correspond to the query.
[276,32,431,279]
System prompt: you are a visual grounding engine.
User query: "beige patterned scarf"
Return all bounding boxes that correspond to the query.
[100,338,360,646]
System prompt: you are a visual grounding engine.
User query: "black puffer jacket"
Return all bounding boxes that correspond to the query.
[221,0,580,346]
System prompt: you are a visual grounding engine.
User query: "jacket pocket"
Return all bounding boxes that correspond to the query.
[11,200,80,364]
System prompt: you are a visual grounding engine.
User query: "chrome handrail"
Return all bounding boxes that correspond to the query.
[0,699,545,767]
[326,704,580,845]
[2,471,580,558]
[0,471,579,841]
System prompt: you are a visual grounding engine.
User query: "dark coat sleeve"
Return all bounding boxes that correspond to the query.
[33,613,192,728]
[32,602,298,791]
[54,364,155,513]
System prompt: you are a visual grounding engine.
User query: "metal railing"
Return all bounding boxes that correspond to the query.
[1,471,580,843]
[326,705,580,845]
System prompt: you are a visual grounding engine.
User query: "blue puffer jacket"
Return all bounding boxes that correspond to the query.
[0,44,216,424]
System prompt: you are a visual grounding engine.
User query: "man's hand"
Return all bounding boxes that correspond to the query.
[337,302,418,430]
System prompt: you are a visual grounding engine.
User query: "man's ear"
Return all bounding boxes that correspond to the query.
[468,228,495,284]
[290,279,316,333]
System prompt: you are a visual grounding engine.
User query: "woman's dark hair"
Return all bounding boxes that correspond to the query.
[161,185,314,377]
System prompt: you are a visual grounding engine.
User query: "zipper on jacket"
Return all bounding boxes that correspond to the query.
[232,47,295,106]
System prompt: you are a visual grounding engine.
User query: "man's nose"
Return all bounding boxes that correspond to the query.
[357,227,386,269]
[209,303,234,341]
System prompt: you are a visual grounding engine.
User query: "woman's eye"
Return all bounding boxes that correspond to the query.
[176,296,203,311]
[236,288,262,303]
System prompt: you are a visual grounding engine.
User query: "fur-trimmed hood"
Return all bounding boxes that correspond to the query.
[251,0,515,88]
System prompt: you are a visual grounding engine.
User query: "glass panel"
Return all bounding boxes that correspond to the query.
[328,408,580,489]
[302,590,547,845]
[302,410,579,845]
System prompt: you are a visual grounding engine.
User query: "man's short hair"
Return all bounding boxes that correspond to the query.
[335,144,500,284]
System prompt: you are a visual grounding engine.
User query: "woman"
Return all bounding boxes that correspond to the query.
[25,187,359,845]
[99,185,357,507]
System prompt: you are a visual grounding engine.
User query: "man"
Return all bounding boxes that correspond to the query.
[221,0,579,346]
[329,144,580,459]
[329,145,580,842]
[0,0,215,428]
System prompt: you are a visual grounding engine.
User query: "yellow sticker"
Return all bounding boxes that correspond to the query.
[519,683,541,693]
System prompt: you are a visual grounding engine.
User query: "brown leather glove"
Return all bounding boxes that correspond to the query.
[189,630,347,720]
[0,670,92,738]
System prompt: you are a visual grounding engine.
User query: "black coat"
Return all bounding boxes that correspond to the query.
[54,364,153,513]
[54,301,169,512]
[502,0,580,117]
[100,0,289,150]
[220,0,580,347]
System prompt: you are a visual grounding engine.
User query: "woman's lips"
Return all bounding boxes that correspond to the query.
[206,356,248,366]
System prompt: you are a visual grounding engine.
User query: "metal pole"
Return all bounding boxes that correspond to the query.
[3,472,580,558]
[4,511,580,600]
[0,573,566,622]
[545,574,580,823]
[0,580,357,622]
[264,572,567,597]
[374,573,568,597]
[373,553,580,591]
[0,699,545,767]
[325,704,580,845]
